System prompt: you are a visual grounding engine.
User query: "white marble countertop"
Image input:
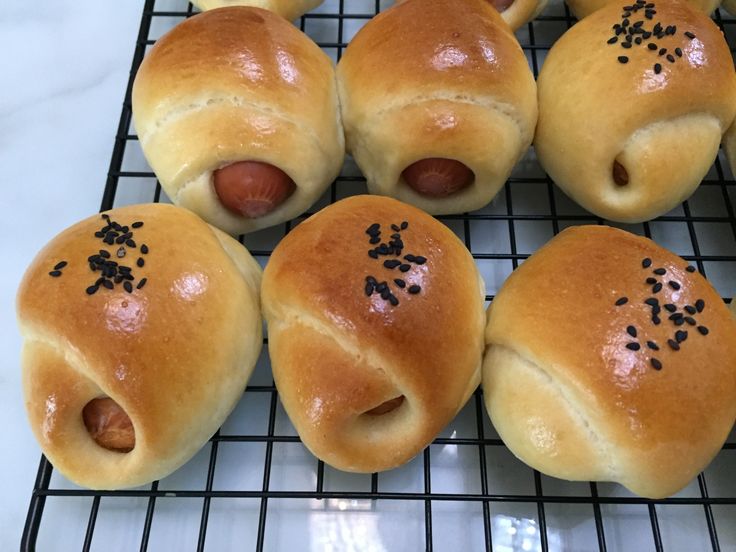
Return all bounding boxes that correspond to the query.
[0,1,143,547]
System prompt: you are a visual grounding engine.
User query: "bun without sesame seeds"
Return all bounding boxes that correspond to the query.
[534,0,736,223]
[482,225,736,498]
[16,204,263,489]
[261,195,486,472]
[189,0,323,20]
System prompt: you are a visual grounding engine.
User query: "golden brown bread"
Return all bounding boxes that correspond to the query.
[566,0,718,19]
[17,204,263,489]
[483,225,736,498]
[397,0,548,31]
[535,0,736,223]
[190,0,323,20]
[132,7,344,234]
[262,195,486,472]
[336,0,537,215]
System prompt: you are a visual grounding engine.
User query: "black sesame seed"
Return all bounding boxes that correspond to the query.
[643,31,652,38]
[368,250,378,259]
[404,254,416,262]
[114,275,124,284]
[141,244,149,255]
[399,264,411,273]
[674,318,685,326]
[618,55,629,64]
[98,249,110,259]
[664,303,676,312]
[627,325,637,337]
[647,340,659,350]
[408,285,421,294]
[653,282,663,293]
[684,305,696,314]
[365,282,374,296]
[384,260,401,269]
[380,288,390,300]
[369,236,381,244]
[616,26,625,35]
[626,342,641,351]
[366,275,377,283]
[53,261,68,270]
[658,48,667,56]
[697,325,709,335]
[102,279,114,290]
[651,358,662,370]
[391,224,400,232]
[390,233,401,239]
[622,42,632,48]
[132,221,144,228]
[615,296,629,306]
[695,299,705,312]
[94,231,105,238]
[683,316,695,326]
[646,277,657,284]
[653,22,662,33]
[115,235,127,244]
[645,11,653,18]
[668,280,681,290]
[686,265,696,273]
[394,279,406,288]
[652,316,661,325]
[401,221,408,230]
[654,63,662,74]
[101,213,110,220]
[652,305,661,315]
[648,43,657,50]
[366,223,380,235]
[622,18,630,25]
[675,330,688,342]
[667,339,680,351]
[124,281,133,294]
[635,37,643,44]
[608,36,619,44]
[668,312,683,320]
[685,31,695,39]
[376,283,388,293]
[633,20,643,27]
[653,268,666,275]
[137,278,147,290]
[414,256,427,265]
[666,54,675,63]
[388,294,399,306]
[48,270,62,277]
[674,47,683,58]
[644,298,659,306]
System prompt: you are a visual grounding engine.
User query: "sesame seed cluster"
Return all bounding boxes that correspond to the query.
[364,221,426,307]
[608,1,696,73]
[48,214,150,295]
[614,258,708,370]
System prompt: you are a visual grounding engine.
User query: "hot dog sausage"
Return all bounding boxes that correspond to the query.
[488,0,515,12]
[401,158,474,198]
[214,161,296,218]
[83,397,135,452]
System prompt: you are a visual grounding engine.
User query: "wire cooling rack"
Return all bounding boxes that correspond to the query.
[20,0,736,550]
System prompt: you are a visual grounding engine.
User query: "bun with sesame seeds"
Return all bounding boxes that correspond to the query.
[16,203,263,489]
[535,0,736,223]
[190,0,323,20]
[566,0,719,20]
[261,195,486,472]
[132,7,344,235]
[336,0,537,216]
[482,225,736,498]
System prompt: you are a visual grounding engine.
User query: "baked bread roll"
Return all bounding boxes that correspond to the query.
[17,204,263,489]
[336,0,537,215]
[483,225,736,498]
[262,195,486,472]
[132,7,344,235]
[535,0,736,223]
[397,0,547,31]
[565,0,718,20]
[191,0,323,20]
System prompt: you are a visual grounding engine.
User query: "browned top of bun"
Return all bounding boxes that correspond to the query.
[17,203,262,488]
[538,0,735,136]
[338,0,533,119]
[486,225,736,493]
[262,195,485,471]
[133,7,335,142]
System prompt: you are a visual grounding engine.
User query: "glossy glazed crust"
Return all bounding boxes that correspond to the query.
[262,195,486,472]
[566,0,719,19]
[132,7,344,235]
[190,0,323,20]
[535,0,736,223]
[336,0,537,215]
[483,225,736,498]
[17,204,263,489]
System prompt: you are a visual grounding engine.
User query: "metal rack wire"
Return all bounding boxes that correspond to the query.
[20,1,736,550]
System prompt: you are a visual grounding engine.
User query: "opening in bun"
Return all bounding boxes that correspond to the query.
[612,158,629,187]
[82,397,135,453]
[363,395,406,416]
